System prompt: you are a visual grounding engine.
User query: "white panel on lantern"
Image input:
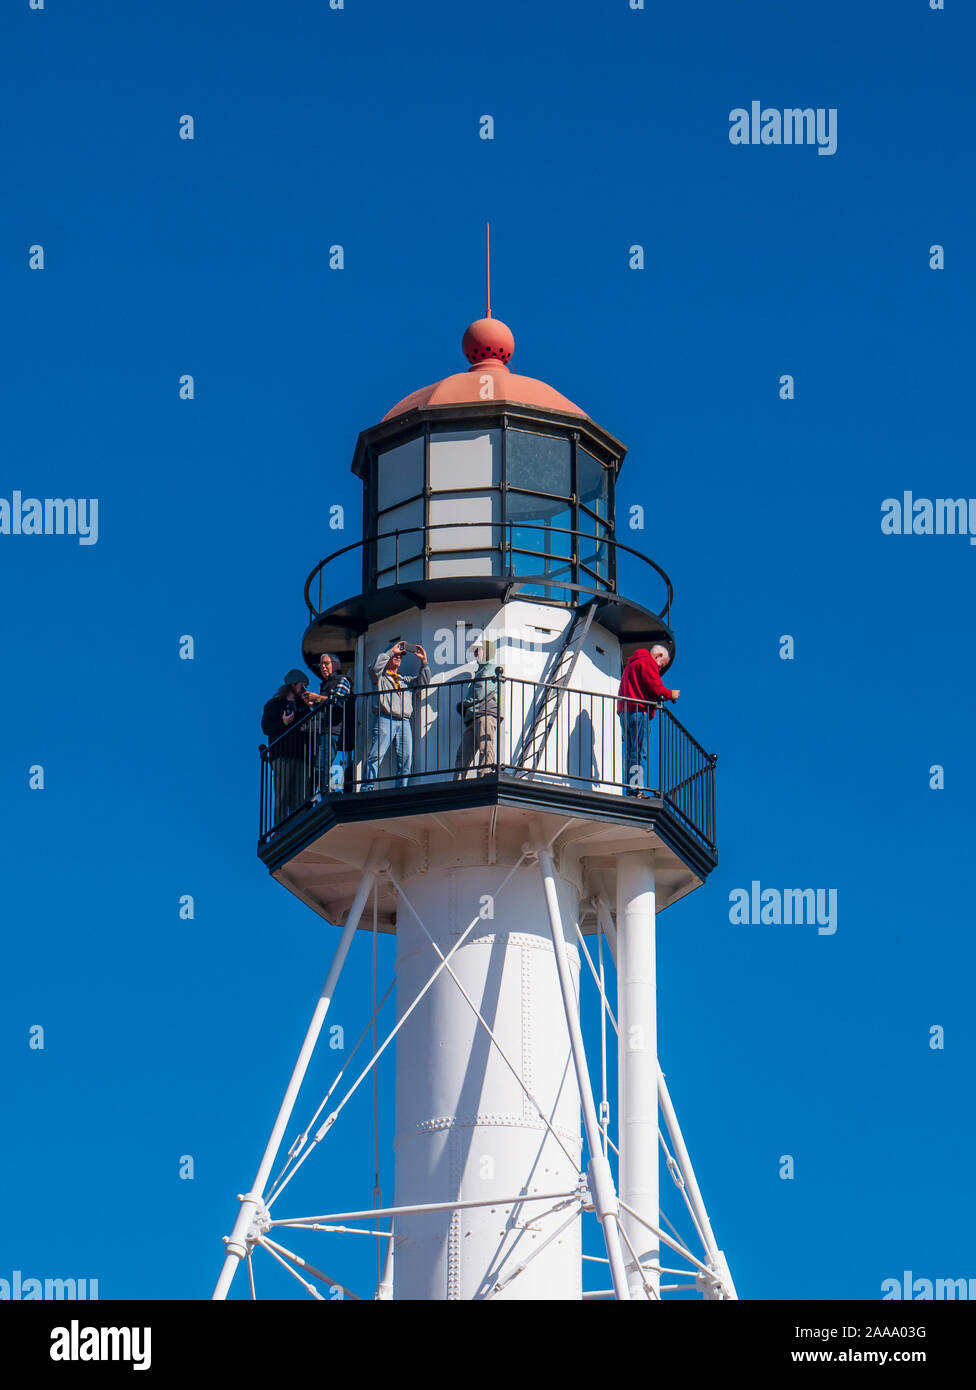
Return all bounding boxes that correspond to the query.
[428,489,500,550]
[428,487,500,578]
[428,429,501,491]
[428,551,497,578]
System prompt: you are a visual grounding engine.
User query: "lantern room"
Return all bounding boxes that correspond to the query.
[302,317,675,666]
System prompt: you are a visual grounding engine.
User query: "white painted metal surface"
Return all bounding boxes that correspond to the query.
[391,861,583,1299]
[616,851,659,1298]
[356,599,624,796]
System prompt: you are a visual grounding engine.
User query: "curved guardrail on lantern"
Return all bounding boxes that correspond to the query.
[303,521,674,622]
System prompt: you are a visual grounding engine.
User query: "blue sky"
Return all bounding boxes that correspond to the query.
[1,0,972,1301]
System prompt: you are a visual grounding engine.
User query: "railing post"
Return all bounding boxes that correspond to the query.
[355,689,365,792]
[496,669,506,772]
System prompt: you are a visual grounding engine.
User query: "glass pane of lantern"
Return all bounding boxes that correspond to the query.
[377,436,424,511]
[512,572,573,604]
[578,508,608,567]
[508,491,573,603]
[507,430,571,497]
[578,543,609,582]
[578,448,609,518]
[507,490,573,551]
[376,498,424,579]
[382,557,423,586]
[578,507,610,580]
[429,429,501,490]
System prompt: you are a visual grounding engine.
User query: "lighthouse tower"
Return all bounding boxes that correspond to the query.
[213,312,734,1302]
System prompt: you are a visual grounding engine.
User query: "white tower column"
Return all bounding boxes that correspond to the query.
[392,863,583,1300]
[616,850,659,1298]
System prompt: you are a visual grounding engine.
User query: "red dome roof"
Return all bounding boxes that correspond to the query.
[383,318,585,421]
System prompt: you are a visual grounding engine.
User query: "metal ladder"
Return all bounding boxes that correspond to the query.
[515,600,598,773]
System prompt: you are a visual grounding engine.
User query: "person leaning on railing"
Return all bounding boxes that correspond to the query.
[312,652,352,796]
[261,669,315,822]
[363,639,430,790]
[617,645,681,797]
[453,645,499,780]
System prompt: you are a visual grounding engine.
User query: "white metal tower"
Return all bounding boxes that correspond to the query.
[213,312,735,1302]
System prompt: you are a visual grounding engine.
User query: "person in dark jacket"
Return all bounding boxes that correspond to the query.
[617,645,681,795]
[314,653,352,794]
[262,671,311,740]
[262,669,313,822]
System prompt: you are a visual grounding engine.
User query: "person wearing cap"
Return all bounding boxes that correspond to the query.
[453,645,499,780]
[616,645,681,795]
[314,653,352,795]
[261,670,314,822]
[363,638,430,790]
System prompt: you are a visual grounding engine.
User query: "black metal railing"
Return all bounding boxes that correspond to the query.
[259,674,715,851]
[303,522,674,622]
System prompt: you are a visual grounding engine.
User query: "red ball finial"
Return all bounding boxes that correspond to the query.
[462,317,515,366]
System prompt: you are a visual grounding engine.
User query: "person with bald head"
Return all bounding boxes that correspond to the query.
[617,645,681,796]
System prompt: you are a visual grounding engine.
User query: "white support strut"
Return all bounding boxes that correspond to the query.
[600,892,735,1298]
[616,851,659,1299]
[212,849,388,1300]
[533,837,631,1301]
[657,1067,738,1299]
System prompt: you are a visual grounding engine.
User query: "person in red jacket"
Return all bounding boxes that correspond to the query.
[617,645,681,794]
